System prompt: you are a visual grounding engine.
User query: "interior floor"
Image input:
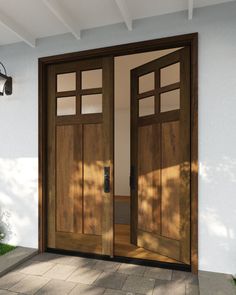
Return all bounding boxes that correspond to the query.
[114,197,182,264]
[114,224,182,264]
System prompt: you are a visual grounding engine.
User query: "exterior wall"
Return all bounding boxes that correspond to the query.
[0,1,236,275]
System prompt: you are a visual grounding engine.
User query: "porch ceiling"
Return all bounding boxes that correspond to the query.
[0,0,234,47]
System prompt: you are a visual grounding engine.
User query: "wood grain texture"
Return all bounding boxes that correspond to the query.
[47,65,56,248]
[138,124,161,235]
[38,59,47,252]
[83,123,103,235]
[190,36,198,274]
[161,121,180,240]
[56,125,82,233]
[56,125,74,233]
[73,126,83,234]
[130,67,138,245]
[138,230,180,261]
[39,33,198,65]
[101,56,114,256]
[115,195,130,202]
[115,224,182,263]
[179,47,191,264]
[56,232,102,254]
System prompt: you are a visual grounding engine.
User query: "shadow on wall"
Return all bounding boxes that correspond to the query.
[0,158,38,248]
[199,156,236,274]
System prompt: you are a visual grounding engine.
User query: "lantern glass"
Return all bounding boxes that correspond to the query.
[0,74,7,95]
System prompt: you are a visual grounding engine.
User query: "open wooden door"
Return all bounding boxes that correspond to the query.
[130,47,191,264]
[46,57,114,256]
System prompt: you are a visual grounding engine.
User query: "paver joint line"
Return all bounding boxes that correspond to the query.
[0,253,204,295]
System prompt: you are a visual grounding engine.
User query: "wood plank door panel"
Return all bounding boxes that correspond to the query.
[131,47,191,264]
[46,57,114,256]
[56,124,83,234]
[83,123,103,236]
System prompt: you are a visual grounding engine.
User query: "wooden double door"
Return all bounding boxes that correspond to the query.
[46,48,191,264]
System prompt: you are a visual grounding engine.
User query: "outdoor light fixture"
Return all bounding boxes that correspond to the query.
[0,62,12,96]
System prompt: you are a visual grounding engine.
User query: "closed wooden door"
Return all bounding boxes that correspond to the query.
[131,47,191,264]
[46,57,114,256]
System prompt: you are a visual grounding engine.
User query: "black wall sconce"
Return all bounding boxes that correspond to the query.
[0,62,12,96]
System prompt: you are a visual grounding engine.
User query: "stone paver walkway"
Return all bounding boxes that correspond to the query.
[0,252,199,294]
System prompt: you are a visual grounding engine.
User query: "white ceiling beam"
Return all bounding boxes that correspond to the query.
[0,10,36,47]
[115,0,132,31]
[188,0,194,20]
[43,0,81,39]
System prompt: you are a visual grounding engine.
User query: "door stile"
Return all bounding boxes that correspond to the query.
[130,69,138,245]
[179,47,191,264]
[47,65,56,249]
[102,56,114,256]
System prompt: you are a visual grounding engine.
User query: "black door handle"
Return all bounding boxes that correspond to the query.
[104,167,110,193]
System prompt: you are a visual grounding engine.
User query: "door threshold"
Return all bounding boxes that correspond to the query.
[46,248,191,272]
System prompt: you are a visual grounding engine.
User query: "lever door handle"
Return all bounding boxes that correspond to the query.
[104,167,110,193]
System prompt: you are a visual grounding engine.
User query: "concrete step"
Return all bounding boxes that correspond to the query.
[199,270,236,295]
[0,246,38,277]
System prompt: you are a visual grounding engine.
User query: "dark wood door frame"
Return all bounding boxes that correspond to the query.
[39,33,198,273]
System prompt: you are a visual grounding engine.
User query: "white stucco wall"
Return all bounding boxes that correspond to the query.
[0,2,236,275]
